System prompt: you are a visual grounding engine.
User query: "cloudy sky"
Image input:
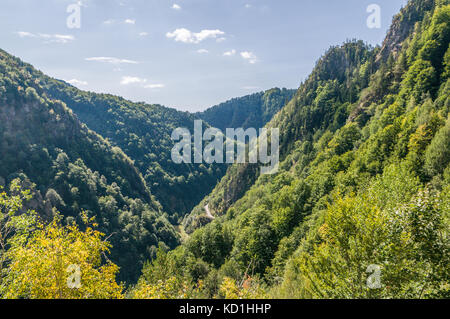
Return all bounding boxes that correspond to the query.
[0,0,407,112]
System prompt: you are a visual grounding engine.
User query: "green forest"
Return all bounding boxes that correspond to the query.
[0,0,449,299]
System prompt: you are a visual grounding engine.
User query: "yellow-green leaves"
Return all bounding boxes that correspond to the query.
[219,277,266,299]
[2,213,123,299]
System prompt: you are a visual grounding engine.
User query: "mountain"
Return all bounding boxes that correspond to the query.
[185,40,375,232]
[24,71,291,219]
[0,49,180,283]
[195,88,295,132]
[24,73,226,219]
[139,0,449,299]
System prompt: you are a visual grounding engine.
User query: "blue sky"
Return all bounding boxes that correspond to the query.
[0,0,407,112]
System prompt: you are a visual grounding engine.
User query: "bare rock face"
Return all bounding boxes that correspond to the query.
[376,0,436,63]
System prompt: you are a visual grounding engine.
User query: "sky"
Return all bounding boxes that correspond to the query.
[0,0,408,112]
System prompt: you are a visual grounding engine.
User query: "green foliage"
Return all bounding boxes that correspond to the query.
[424,116,450,175]
[187,223,233,268]
[278,163,447,298]
[0,179,36,276]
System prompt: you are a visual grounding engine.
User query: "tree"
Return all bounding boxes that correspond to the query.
[1,212,123,299]
[0,179,36,277]
[425,117,450,176]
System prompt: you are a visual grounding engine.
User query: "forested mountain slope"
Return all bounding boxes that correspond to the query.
[0,50,180,283]
[139,0,449,299]
[190,0,449,226]
[185,40,376,231]
[195,88,295,132]
[24,73,225,219]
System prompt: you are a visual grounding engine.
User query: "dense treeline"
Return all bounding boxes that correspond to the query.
[196,88,295,132]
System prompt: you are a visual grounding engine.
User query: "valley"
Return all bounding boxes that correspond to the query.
[0,0,448,299]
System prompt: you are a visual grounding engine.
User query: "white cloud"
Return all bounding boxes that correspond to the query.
[67,79,88,86]
[166,28,225,44]
[223,49,236,56]
[16,31,74,44]
[103,19,115,25]
[216,37,226,43]
[144,84,165,89]
[120,76,147,85]
[172,4,181,10]
[85,57,138,65]
[17,31,35,38]
[245,4,252,8]
[119,77,164,89]
[197,49,209,54]
[240,51,258,64]
[76,0,88,7]
[104,18,137,26]
[39,34,75,43]
[139,32,149,37]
